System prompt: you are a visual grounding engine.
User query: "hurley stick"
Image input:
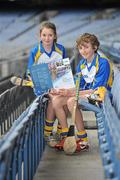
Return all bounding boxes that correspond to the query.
[63,74,80,155]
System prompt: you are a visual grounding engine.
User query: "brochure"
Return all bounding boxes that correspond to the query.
[30,58,75,95]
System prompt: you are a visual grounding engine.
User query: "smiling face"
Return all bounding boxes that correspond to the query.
[76,33,100,62]
[40,27,56,48]
[78,42,97,62]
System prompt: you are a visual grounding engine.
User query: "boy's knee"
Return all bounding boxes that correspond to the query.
[67,98,74,111]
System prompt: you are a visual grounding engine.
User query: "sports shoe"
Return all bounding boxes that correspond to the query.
[44,131,61,141]
[76,139,89,152]
[47,135,58,148]
[54,138,65,150]
[52,131,61,141]
[45,133,61,148]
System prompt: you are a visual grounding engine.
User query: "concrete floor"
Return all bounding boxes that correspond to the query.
[33,111,104,180]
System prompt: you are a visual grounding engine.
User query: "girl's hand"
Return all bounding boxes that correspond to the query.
[50,88,94,97]
[58,89,75,96]
[49,88,60,95]
[50,88,76,97]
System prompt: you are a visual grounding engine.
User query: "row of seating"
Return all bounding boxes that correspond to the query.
[0,94,48,180]
[79,68,120,179]
[0,9,120,78]
[1,9,120,58]
[0,10,38,42]
[0,86,35,136]
[97,70,120,179]
[50,10,120,51]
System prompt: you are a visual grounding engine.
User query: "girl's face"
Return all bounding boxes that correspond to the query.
[78,42,96,61]
[40,27,56,47]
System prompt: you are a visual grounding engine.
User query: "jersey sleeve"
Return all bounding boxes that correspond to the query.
[27,46,38,76]
[93,59,110,89]
[62,46,66,58]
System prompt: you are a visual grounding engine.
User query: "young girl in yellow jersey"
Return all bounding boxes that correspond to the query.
[27,21,66,142]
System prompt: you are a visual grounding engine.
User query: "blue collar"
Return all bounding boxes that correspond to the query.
[83,53,98,70]
[40,41,55,57]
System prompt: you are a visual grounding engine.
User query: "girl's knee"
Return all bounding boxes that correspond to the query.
[52,97,62,109]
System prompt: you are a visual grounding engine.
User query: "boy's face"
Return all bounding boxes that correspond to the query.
[78,42,96,61]
[40,27,56,47]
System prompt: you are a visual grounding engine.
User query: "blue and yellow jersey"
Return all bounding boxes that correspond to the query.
[76,53,113,91]
[27,41,66,75]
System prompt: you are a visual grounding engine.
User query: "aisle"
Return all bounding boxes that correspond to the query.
[33,129,104,180]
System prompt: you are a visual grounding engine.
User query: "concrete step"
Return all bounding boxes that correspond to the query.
[33,130,104,180]
[83,111,97,129]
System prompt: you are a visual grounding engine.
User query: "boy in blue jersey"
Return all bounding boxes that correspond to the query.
[27,21,66,143]
[50,33,113,151]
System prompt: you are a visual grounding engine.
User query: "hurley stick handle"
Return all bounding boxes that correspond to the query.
[71,74,81,125]
[75,77,80,101]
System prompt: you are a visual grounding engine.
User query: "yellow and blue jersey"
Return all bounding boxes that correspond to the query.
[27,41,66,75]
[76,53,113,91]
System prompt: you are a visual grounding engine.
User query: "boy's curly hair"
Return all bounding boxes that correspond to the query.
[76,33,100,52]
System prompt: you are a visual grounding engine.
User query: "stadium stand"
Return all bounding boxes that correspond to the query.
[0,9,120,179]
[1,8,120,73]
